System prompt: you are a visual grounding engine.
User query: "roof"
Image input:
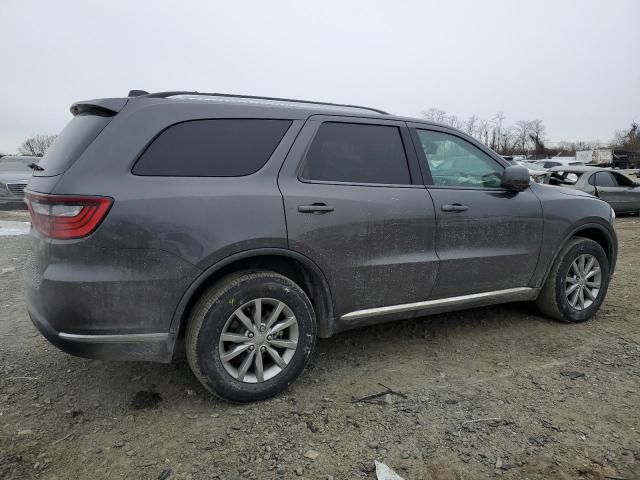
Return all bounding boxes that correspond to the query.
[72,90,462,134]
[548,165,605,173]
[143,91,391,116]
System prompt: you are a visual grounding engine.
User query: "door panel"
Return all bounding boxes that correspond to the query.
[592,171,639,213]
[427,188,543,297]
[278,116,438,317]
[408,124,543,297]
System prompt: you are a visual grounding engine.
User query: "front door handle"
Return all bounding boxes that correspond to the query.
[441,203,469,212]
[298,203,334,214]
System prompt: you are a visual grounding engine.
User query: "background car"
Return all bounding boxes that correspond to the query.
[526,162,551,183]
[0,155,39,204]
[546,165,640,214]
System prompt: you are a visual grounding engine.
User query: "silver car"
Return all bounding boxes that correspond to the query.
[0,155,38,204]
[547,165,640,214]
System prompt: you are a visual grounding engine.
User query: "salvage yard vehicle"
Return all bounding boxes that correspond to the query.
[0,155,40,204]
[24,91,618,402]
[547,165,640,215]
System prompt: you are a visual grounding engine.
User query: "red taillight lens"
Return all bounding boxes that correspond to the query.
[24,192,113,239]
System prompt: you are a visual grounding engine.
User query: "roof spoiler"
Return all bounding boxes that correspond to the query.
[70,98,129,116]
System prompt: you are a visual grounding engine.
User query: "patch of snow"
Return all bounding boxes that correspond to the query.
[0,220,30,236]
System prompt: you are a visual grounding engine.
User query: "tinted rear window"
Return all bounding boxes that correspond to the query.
[35,114,112,177]
[133,119,292,177]
[300,122,411,185]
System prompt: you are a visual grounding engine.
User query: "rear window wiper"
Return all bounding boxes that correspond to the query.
[28,163,44,171]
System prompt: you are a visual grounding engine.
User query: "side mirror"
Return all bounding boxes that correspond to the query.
[502,165,530,192]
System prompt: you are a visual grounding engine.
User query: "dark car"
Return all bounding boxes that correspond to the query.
[546,165,640,215]
[0,155,40,204]
[24,91,617,402]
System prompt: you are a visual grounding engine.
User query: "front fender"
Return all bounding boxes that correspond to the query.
[533,217,617,288]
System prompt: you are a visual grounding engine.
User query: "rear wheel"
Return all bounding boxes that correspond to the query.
[186,271,316,402]
[536,237,610,323]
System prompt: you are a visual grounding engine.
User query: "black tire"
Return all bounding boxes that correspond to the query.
[185,271,316,402]
[536,237,610,323]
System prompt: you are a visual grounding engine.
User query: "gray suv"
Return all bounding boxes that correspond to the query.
[24,91,617,402]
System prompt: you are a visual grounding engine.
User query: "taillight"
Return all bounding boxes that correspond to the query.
[24,192,113,239]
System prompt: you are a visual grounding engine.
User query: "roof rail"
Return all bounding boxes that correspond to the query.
[142,91,389,115]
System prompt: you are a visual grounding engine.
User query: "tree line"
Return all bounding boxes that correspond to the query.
[422,108,638,158]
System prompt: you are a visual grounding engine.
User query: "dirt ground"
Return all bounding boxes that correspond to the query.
[1,209,639,480]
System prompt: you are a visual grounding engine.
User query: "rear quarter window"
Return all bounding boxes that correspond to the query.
[133,119,292,176]
[35,114,113,177]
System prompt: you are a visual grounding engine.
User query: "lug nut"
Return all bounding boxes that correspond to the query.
[248,345,255,351]
[267,335,272,341]
[260,346,266,353]
[247,332,254,338]
[259,325,266,333]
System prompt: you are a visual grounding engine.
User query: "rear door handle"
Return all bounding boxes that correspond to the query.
[298,203,334,214]
[441,203,469,212]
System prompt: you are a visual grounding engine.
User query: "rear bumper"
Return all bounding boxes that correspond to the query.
[26,298,175,362]
[23,236,201,363]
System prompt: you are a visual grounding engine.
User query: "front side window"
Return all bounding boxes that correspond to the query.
[300,122,411,185]
[416,130,503,188]
[133,119,292,176]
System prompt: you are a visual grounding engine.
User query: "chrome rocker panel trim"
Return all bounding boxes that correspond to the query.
[58,332,169,343]
[341,287,534,321]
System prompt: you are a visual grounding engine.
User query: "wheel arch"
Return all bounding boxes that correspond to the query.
[541,220,617,287]
[169,248,335,353]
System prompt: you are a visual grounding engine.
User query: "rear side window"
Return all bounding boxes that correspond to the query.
[35,114,112,177]
[133,119,292,176]
[591,172,618,187]
[300,122,411,185]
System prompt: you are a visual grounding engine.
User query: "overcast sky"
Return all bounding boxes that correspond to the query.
[1,0,639,153]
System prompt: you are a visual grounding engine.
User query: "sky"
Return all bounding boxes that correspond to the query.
[1,0,639,153]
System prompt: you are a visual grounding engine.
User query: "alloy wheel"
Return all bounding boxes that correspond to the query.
[564,254,601,311]
[218,298,299,383]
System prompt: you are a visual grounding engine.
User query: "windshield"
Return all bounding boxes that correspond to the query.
[0,158,32,172]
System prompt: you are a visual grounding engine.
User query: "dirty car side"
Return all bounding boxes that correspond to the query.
[24,95,618,367]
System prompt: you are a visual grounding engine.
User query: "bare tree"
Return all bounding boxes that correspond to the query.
[612,121,640,149]
[513,120,531,155]
[422,108,448,124]
[528,120,547,158]
[477,118,490,146]
[464,115,479,137]
[492,111,506,152]
[446,114,463,129]
[500,126,518,154]
[18,134,58,157]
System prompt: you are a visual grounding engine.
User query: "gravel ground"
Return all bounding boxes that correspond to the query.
[1,209,639,480]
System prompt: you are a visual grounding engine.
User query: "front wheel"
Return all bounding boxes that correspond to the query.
[185,271,316,402]
[536,237,610,323]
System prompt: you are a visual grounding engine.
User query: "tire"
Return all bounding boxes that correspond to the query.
[185,271,316,402]
[536,237,610,323]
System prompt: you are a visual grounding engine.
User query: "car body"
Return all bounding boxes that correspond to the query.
[534,159,584,169]
[24,91,618,401]
[525,162,550,183]
[0,155,40,204]
[546,165,640,214]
